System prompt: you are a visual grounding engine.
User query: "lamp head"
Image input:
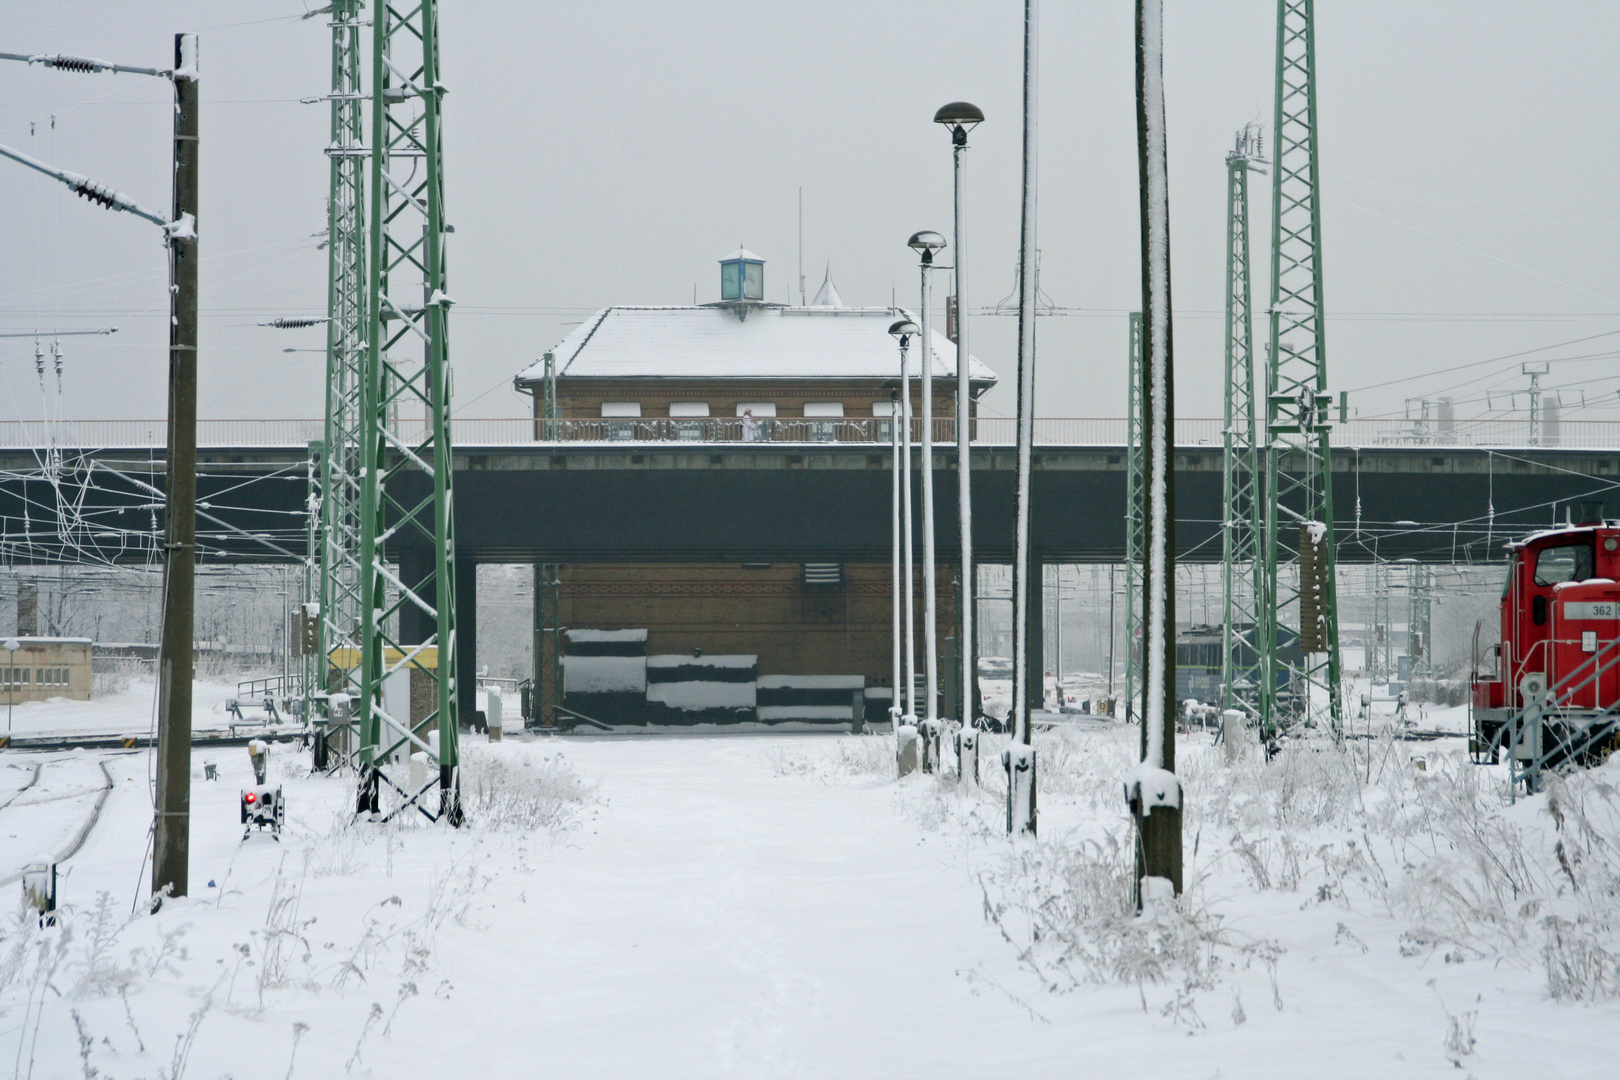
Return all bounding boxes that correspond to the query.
[908,230,947,265]
[934,101,984,146]
[888,319,919,344]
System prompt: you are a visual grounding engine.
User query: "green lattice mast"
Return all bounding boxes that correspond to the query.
[313,0,369,756]
[1221,125,1265,713]
[356,0,462,822]
[1123,312,1145,723]
[1261,0,1342,733]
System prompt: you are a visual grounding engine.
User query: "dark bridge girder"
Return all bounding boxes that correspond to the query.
[2,444,1617,567]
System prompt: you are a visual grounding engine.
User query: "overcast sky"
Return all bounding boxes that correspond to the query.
[2,1,1617,428]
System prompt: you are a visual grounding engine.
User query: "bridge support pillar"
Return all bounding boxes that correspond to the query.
[457,555,478,728]
[398,547,436,646]
[1026,552,1045,714]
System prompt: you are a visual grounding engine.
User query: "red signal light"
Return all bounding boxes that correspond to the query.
[244,792,257,804]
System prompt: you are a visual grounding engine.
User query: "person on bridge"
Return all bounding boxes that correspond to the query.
[741,407,757,442]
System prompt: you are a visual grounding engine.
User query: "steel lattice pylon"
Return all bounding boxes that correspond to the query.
[1406,564,1432,682]
[1221,127,1265,714]
[313,0,369,763]
[1369,560,1392,684]
[1123,312,1145,723]
[1261,0,1342,734]
[355,0,462,823]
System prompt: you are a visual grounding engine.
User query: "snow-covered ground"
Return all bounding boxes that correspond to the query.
[3,720,1617,1078]
[2,678,252,740]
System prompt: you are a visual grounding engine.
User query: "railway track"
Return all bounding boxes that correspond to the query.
[0,756,117,888]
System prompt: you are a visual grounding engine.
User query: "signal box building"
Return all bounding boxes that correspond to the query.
[512,252,997,727]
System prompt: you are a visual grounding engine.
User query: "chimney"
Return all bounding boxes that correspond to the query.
[17,581,38,637]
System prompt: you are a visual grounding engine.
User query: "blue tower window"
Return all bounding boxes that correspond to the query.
[719,249,764,302]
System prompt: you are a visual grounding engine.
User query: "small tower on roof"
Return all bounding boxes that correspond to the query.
[715,248,767,321]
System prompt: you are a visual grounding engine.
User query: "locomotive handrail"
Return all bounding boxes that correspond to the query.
[1495,634,1620,798]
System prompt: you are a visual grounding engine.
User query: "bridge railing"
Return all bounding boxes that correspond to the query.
[1,417,1618,450]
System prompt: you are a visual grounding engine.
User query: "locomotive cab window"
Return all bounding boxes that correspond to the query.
[1533,543,1594,587]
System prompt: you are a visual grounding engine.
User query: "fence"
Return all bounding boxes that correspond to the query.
[1,417,1617,450]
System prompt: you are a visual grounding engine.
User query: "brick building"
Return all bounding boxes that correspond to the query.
[512,251,996,727]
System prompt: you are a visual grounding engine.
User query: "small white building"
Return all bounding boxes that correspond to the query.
[1,637,93,702]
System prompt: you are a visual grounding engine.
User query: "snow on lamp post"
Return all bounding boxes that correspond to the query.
[889,319,922,777]
[1003,0,1039,837]
[908,230,947,773]
[1124,0,1183,904]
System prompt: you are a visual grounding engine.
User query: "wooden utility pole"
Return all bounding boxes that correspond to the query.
[153,33,199,903]
[1130,0,1183,898]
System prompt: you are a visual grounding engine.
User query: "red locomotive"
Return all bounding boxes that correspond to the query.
[1472,504,1620,779]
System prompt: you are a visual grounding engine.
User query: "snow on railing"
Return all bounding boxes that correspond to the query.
[0,417,1618,450]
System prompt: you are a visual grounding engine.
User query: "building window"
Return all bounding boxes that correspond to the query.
[669,402,710,418]
[871,401,897,417]
[804,402,844,418]
[600,402,641,418]
[736,402,776,417]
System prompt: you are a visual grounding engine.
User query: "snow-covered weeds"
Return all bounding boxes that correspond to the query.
[459,745,592,832]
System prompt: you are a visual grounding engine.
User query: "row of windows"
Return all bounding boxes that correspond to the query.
[600,401,912,419]
[1,667,73,688]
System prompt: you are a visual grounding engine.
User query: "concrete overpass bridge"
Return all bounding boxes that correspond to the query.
[2,417,1618,569]
[7,417,1616,718]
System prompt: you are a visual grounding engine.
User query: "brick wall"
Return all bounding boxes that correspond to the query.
[551,378,964,420]
[558,561,955,690]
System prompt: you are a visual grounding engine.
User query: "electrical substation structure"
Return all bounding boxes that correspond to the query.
[1123,312,1145,724]
[1260,0,1342,734]
[311,0,369,769]
[1220,127,1265,715]
[310,0,462,823]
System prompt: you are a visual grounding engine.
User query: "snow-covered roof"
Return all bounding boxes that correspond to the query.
[516,305,997,384]
[722,248,763,262]
[810,267,845,308]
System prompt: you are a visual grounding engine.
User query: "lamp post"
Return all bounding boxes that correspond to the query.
[907,230,947,770]
[4,639,17,733]
[888,319,920,725]
[934,101,983,754]
[888,387,902,733]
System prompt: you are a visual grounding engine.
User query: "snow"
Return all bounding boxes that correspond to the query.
[5,726,1620,1077]
[564,628,647,644]
[1123,762,1182,812]
[514,305,996,384]
[647,654,756,670]
[172,34,198,81]
[560,655,646,694]
[0,676,241,739]
[164,212,197,242]
[645,679,755,710]
[756,675,864,690]
[1140,0,1171,775]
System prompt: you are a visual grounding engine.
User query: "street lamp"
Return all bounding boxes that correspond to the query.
[907,230,946,770]
[935,101,983,779]
[888,318,919,735]
[887,387,903,736]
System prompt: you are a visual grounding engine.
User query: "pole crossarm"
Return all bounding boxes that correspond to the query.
[0,50,172,78]
[0,142,172,228]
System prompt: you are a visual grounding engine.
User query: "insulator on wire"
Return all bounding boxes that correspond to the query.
[262,317,329,328]
[71,179,117,210]
[39,54,100,74]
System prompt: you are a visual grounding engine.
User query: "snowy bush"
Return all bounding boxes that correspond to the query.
[765,733,898,781]
[458,745,592,832]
